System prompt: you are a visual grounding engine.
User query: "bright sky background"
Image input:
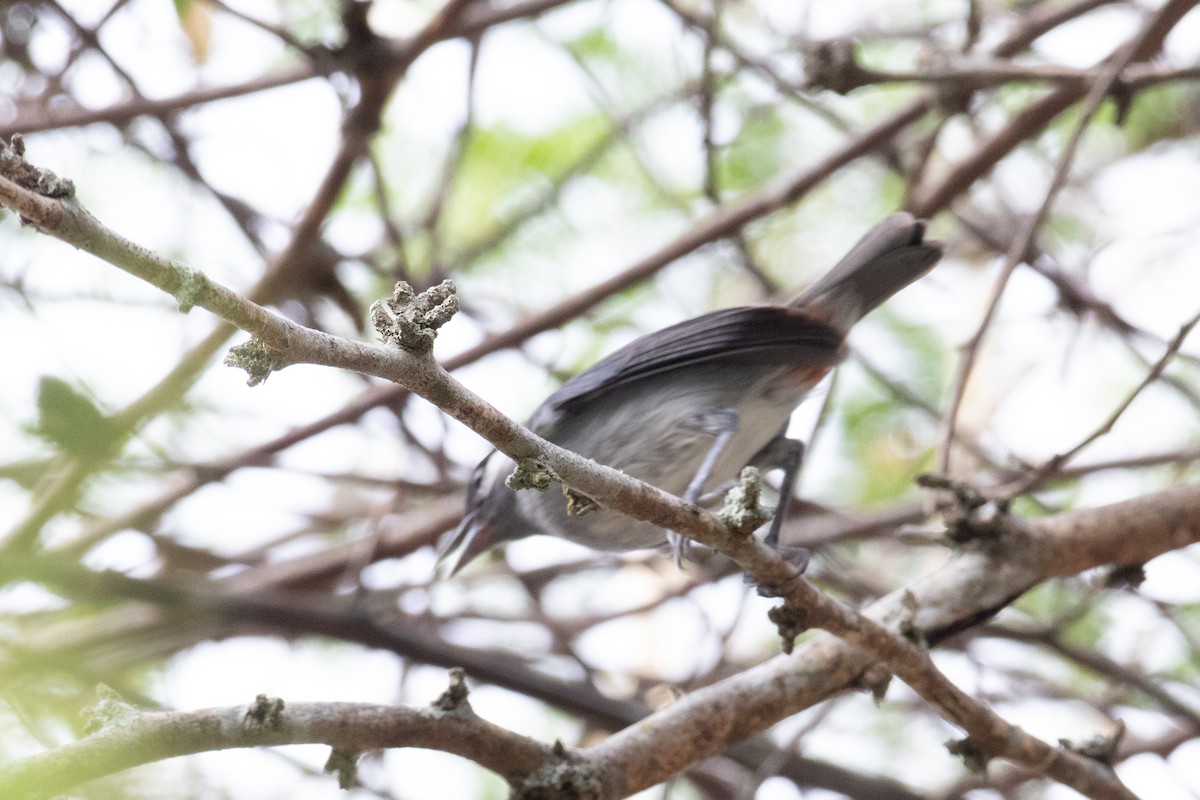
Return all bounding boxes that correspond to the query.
[4,1,1200,799]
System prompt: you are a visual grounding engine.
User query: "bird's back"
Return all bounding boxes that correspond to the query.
[520,309,846,550]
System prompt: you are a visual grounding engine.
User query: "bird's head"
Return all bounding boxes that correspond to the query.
[436,450,527,577]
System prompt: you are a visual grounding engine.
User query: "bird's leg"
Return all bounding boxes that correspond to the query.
[683,409,741,503]
[696,480,737,503]
[753,436,805,550]
[669,408,740,566]
[749,433,809,572]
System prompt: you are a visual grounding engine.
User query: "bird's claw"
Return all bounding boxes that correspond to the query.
[743,545,810,595]
[667,530,690,568]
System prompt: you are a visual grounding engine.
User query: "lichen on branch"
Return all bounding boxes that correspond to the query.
[370,280,459,353]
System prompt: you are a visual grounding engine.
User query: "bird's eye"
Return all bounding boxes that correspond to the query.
[466,452,491,502]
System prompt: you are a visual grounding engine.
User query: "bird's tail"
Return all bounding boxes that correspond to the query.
[788,212,942,332]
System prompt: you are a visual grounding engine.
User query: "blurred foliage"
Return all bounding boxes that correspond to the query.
[3,1,1200,799]
[32,377,122,461]
[173,0,213,63]
[717,108,787,190]
[1123,83,1200,151]
[442,115,614,244]
[839,318,945,506]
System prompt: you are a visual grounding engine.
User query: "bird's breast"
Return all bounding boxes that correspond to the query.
[519,362,828,550]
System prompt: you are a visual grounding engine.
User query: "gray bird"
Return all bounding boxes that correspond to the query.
[438,213,942,575]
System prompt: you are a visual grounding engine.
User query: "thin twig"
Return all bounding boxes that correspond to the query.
[999,309,1200,497]
[937,0,1199,476]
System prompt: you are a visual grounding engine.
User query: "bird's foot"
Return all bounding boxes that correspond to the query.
[744,545,810,596]
[667,530,691,568]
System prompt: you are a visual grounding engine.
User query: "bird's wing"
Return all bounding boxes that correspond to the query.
[544,306,845,414]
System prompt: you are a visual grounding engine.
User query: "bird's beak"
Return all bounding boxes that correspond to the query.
[435,507,497,578]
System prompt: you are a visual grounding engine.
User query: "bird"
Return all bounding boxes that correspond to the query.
[438,212,942,576]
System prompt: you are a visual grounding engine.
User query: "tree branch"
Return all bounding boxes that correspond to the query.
[3,145,1182,795]
[3,481,1196,798]
[0,691,555,800]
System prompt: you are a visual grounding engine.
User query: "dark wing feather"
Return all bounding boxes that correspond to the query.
[545,306,844,413]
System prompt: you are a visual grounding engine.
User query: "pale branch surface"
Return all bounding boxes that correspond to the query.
[0,481,1196,798]
[3,2,1200,799]
[3,138,1194,797]
[0,695,555,800]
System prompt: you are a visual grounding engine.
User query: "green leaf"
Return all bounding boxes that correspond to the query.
[568,27,620,63]
[1122,83,1200,152]
[34,377,122,460]
[440,115,611,246]
[718,110,787,191]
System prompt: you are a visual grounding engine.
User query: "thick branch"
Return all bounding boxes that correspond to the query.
[0,696,554,800]
[0,146,1166,797]
[5,482,1195,798]
[587,482,1200,798]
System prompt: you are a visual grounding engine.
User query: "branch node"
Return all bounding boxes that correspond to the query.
[1060,720,1125,766]
[856,663,894,705]
[512,744,600,800]
[1099,562,1146,590]
[563,485,599,516]
[224,338,279,386]
[945,736,990,773]
[801,39,871,94]
[767,602,810,655]
[0,134,75,201]
[324,747,360,789]
[174,267,207,313]
[916,472,986,509]
[916,474,1013,545]
[920,48,974,114]
[506,458,558,492]
[370,279,459,353]
[897,589,928,647]
[243,694,285,731]
[431,667,473,714]
[82,684,138,735]
[718,467,772,536]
